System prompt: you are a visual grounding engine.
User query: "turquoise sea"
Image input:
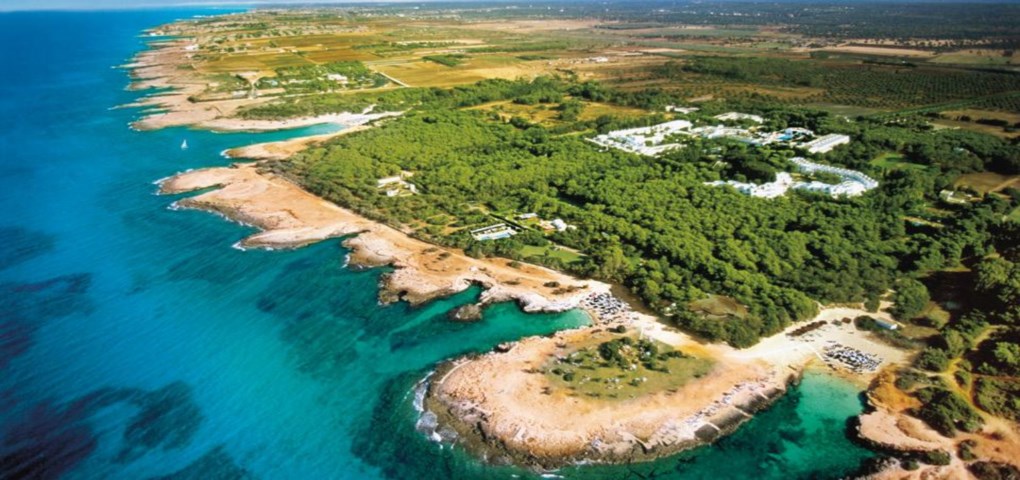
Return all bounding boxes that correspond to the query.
[0,10,877,480]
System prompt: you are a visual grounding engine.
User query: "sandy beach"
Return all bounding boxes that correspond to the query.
[222,124,374,161]
[200,111,401,133]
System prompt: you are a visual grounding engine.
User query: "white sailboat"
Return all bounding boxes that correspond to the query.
[180,139,188,150]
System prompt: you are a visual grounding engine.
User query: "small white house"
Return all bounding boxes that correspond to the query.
[666,105,699,114]
[874,318,900,330]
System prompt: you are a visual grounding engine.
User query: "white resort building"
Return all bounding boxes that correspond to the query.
[666,105,700,114]
[690,125,756,143]
[377,174,418,197]
[326,73,349,84]
[706,172,797,199]
[470,224,517,241]
[588,120,693,156]
[714,112,765,124]
[705,157,878,199]
[801,133,850,154]
[790,157,878,190]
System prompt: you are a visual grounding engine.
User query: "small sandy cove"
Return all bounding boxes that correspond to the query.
[425,305,914,468]
[158,163,608,311]
[222,124,377,161]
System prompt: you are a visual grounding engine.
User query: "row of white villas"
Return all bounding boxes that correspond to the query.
[790,157,878,190]
[591,117,854,157]
[801,134,851,154]
[705,157,879,199]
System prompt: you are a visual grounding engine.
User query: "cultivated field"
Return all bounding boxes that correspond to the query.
[954,172,1020,194]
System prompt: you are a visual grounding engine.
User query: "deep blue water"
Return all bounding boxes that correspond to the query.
[0,10,875,480]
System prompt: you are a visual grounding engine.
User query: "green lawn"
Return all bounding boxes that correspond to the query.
[544,335,715,401]
[518,244,584,264]
[871,152,929,171]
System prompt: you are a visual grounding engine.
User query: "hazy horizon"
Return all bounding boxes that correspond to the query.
[0,0,422,13]
[5,0,1020,13]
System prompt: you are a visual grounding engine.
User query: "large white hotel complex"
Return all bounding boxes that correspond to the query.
[589,116,876,199]
[705,157,879,198]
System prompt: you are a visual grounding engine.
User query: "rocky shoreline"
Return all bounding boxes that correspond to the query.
[418,305,922,471]
[421,356,795,470]
[419,318,797,470]
[846,373,1020,479]
[158,163,612,316]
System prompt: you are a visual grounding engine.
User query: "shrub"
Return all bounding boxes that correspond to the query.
[864,294,881,313]
[954,369,971,388]
[917,450,951,466]
[891,279,930,320]
[974,377,1020,422]
[958,439,978,461]
[913,387,984,437]
[895,369,930,390]
[915,347,951,372]
[969,461,1020,480]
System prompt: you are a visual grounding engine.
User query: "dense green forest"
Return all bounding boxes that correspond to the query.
[262,77,1020,348]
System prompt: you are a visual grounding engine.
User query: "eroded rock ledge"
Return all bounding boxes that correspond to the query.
[158,163,609,313]
[421,324,793,470]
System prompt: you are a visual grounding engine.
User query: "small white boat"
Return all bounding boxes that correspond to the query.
[180,139,188,150]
